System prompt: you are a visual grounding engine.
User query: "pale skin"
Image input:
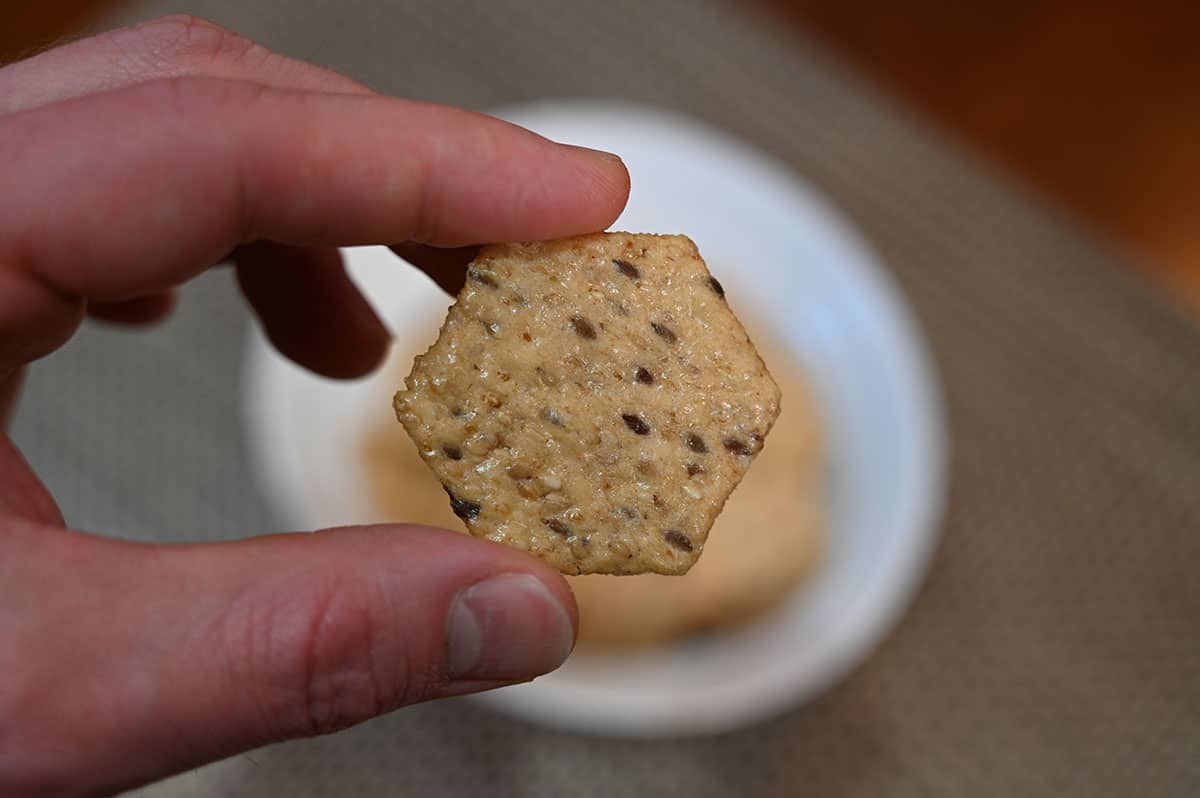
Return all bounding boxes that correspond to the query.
[0,16,630,797]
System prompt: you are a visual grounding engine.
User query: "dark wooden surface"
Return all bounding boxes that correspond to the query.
[6,1,1200,307]
[760,1,1200,305]
[2,2,108,61]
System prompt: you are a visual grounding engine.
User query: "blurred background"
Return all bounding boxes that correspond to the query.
[7,1,1200,307]
[6,2,1200,796]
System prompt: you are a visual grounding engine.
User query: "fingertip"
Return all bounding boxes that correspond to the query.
[565,144,631,229]
[395,109,631,246]
[446,571,576,681]
[335,522,580,636]
[313,523,579,680]
[388,144,628,296]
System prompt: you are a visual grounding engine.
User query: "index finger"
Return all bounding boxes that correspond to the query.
[0,77,629,369]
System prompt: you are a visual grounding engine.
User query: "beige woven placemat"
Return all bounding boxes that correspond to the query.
[11,0,1199,795]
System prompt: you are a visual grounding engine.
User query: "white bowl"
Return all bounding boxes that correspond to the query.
[242,101,946,738]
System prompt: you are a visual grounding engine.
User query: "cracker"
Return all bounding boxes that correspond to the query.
[393,232,781,575]
[367,342,820,645]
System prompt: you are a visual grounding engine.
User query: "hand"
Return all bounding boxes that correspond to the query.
[0,16,629,797]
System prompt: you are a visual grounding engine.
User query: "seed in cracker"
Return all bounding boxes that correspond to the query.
[621,413,651,435]
[723,437,756,456]
[545,518,571,537]
[446,491,481,521]
[614,259,641,279]
[467,267,499,288]
[663,530,694,552]
[650,321,677,344]
[570,316,597,340]
[393,232,780,575]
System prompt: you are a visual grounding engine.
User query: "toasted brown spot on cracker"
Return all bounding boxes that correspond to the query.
[635,367,654,385]
[686,433,708,453]
[442,444,463,460]
[506,463,533,480]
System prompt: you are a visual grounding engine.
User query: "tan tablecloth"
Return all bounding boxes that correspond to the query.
[12,0,1199,795]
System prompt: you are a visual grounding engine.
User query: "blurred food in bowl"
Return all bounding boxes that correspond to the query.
[364,328,824,649]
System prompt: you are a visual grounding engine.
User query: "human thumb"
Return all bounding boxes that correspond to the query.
[1,522,576,797]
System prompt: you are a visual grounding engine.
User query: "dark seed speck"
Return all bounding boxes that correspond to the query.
[686,463,705,476]
[571,316,597,340]
[686,433,708,453]
[442,444,463,460]
[613,258,640,279]
[467,268,498,288]
[622,414,651,435]
[664,530,694,552]
[651,322,677,344]
[723,437,754,456]
[635,367,654,385]
[707,276,726,298]
[545,519,571,537]
[446,490,481,521]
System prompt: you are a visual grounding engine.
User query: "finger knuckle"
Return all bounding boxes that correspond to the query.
[297,579,401,735]
[231,573,406,738]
